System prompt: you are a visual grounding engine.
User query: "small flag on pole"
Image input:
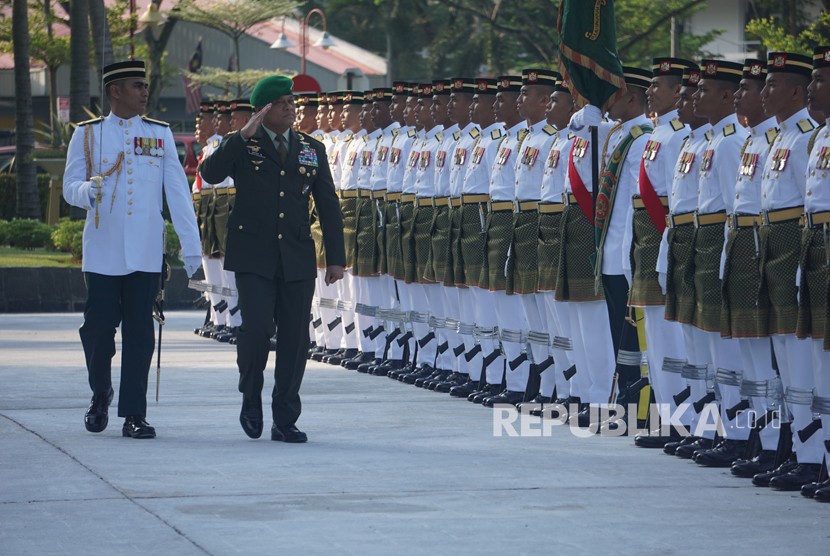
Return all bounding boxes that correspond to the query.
[182,39,203,114]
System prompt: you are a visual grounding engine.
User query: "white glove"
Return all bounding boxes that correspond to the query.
[658,272,667,295]
[582,104,603,127]
[87,175,103,203]
[568,106,586,130]
[184,256,202,279]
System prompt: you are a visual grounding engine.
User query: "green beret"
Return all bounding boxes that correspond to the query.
[250,75,294,107]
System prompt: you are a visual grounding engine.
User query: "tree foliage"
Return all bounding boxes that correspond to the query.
[185,67,294,97]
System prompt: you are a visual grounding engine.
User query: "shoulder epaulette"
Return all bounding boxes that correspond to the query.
[344,134,354,143]
[797,119,816,133]
[392,128,400,137]
[670,118,684,131]
[630,125,649,139]
[705,130,713,141]
[765,127,779,145]
[226,130,238,136]
[491,129,503,140]
[542,124,556,136]
[808,123,826,156]
[78,116,104,127]
[453,130,461,141]
[211,138,220,148]
[567,132,575,140]
[723,123,736,137]
[469,128,480,139]
[312,132,325,142]
[299,131,323,146]
[141,116,169,127]
[436,132,444,142]
[407,129,417,138]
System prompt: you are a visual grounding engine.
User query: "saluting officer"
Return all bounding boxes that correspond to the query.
[63,60,202,439]
[200,75,345,443]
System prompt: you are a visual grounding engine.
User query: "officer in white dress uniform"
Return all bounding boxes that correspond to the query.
[63,61,201,439]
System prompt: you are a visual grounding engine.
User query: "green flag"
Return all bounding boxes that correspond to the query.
[558,0,626,111]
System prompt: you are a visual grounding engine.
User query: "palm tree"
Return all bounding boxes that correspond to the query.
[12,0,41,219]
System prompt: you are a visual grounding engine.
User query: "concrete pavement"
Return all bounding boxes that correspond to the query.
[1,312,827,555]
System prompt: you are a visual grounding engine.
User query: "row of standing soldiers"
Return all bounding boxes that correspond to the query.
[194,50,830,502]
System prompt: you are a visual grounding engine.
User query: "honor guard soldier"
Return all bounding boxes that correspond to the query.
[532,75,576,407]
[378,82,419,378]
[63,60,202,438]
[192,101,214,331]
[630,58,695,447]
[719,60,783,474]
[456,79,508,401]
[199,75,345,442]
[344,91,384,370]
[510,68,560,406]
[399,83,446,386]
[755,52,823,491]
[479,75,529,408]
[295,93,322,138]
[659,68,715,458]
[438,77,481,394]
[797,45,830,501]
[685,60,749,466]
[590,67,653,425]
[359,86,402,374]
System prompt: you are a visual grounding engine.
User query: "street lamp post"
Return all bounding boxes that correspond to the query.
[270,9,335,74]
[129,1,166,59]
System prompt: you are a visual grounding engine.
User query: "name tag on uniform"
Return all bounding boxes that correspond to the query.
[135,137,163,157]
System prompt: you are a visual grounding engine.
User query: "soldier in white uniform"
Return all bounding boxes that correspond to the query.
[798,45,830,501]
[63,60,201,439]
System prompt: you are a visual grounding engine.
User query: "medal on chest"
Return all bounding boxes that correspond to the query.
[771,148,790,172]
[678,151,694,174]
[347,151,358,167]
[573,137,589,158]
[497,147,511,166]
[472,146,485,165]
[547,148,561,169]
[361,151,373,167]
[700,149,714,173]
[643,139,661,161]
[454,147,467,166]
[740,151,759,178]
[378,146,389,162]
[135,137,163,157]
[436,150,447,168]
[390,147,401,165]
[419,151,431,169]
[298,142,318,167]
[817,146,830,170]
[408,150,420,168]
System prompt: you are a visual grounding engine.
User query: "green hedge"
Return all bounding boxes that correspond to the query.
[1,219,54,249]
[0,174,70,221]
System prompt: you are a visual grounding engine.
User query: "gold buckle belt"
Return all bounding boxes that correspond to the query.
[728,214,761,229]
[415,197,433,207]
[538,202,565,214]
[666,211,695,228]
[339,190,359,199]
[401,193,416,203]
[385,192,402,202]
[462,194,490,204]
[372,189,387,199]
[192,192,201,200]
[517,200,539,212]
[694,211,727,228]
[215,187,236,195]
[801,211,830,228]
[562,192,578,205]
[489,201,514,212]
[450,197,462,207]
[632,195,668,209]
[357,188,372,198]
[433,197,450,207]
[761,206,804,225]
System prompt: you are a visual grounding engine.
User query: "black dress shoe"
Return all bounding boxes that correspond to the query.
[469,384,501,404]
[415,369,446,388]
[731,450,776,478]
[752,459,798,487]
[801,478,830,498]
[312,348,338,362]
[371,359,403,376]
[663,435,699,456]
[675,437,714,459]
[449,379,478,398]
[239,396,263,439]
[271,423,308,443]
[694,439,748,467]
[814,482,830,502]
[482,390,524,407]
[122,416,156,439]
[344,351,373,370]
[84,387,114,433]
[435,373,468,393]
[357,359,383,373]
[387,362,412,379]
[769,463,822,491]
[634,427,686,449]
[402,366,434,384]
[215,326,239,343]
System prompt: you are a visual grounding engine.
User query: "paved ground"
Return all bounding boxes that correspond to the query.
[1,311,827,555]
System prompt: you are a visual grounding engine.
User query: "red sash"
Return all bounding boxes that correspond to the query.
[638,157,667,234]
[567,142,594,224]
[194,152,204,191]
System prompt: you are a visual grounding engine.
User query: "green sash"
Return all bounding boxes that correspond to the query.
[593,124,652,283]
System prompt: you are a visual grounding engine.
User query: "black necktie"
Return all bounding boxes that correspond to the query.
[277,134,288,165]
